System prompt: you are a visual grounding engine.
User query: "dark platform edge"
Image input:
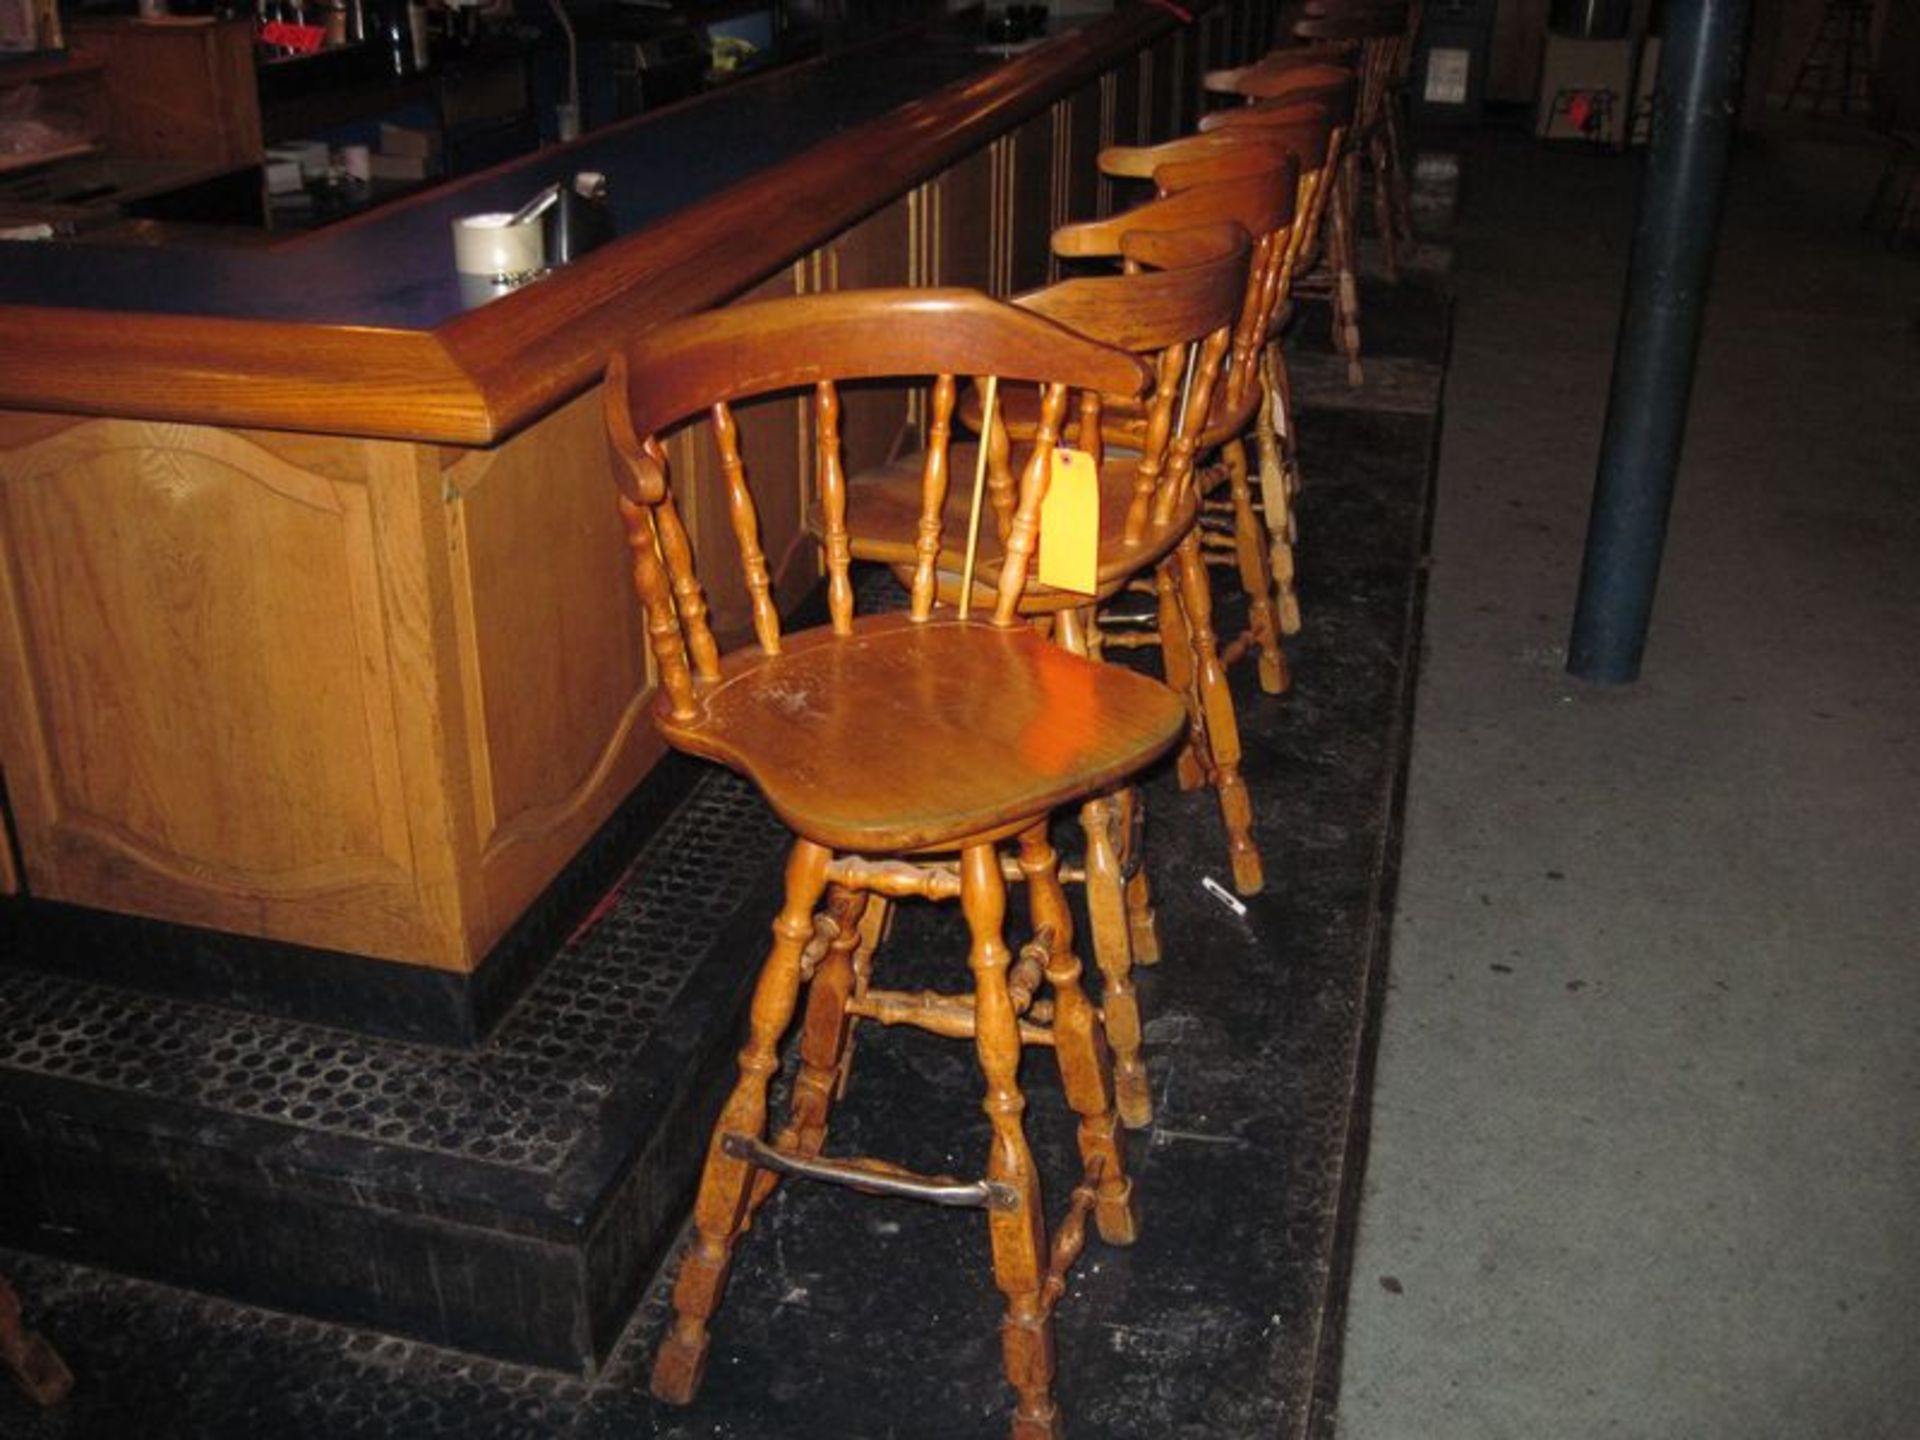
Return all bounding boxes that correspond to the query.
[1302,312,1451,1440]
[0,753,706,1048]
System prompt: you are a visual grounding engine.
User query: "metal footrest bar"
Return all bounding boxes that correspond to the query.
[720,1132,1020,1212]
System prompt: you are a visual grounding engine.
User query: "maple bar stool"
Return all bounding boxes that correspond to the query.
[1201,65,1369,385]
[830,223,1251,1127]
[1101,107,1344,645]
[1054,153,1306,692]
[927,180,1287,897]
[1297,2,1419,279]
[1043,181,1294,895]
[1215,0,1416,285]
[608,288,1185,1439]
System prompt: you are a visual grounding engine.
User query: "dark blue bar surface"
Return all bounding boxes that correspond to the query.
[0,35,989,330]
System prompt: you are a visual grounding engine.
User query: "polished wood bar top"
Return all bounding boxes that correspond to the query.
[0,5,1182,446]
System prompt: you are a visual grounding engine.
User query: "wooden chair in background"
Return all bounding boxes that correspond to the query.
[608,287,1187,1439]
[833,222,1252,1125]
[1213,0,1418,284]
[1202,64,1368,384]
[1101,104,1342,647]
[1296,0,1420,276]
[921,181,1284,899]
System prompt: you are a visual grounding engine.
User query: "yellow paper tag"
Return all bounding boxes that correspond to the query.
[1038,446,1100,596]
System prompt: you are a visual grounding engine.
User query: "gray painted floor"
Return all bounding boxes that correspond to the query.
[1335,122,1920,1440]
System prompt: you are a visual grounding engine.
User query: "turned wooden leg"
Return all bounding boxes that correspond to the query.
[1019,824,1138,1245]
[1370,131,1400,283]
[1074,794,1152,1129]
[1260,345,1305,639]
[834,894,890,1101]
[746,884,868,1218]
[651,838,832,1407]
[1330,155,1366,388]
[1385,95,1416,249]
[1057,610,1161,971]
[1112,786,1161,968]
[0,1273,72,1408]
[1225,433,1288,696]
[1155,556,1209,792]
[960,844,1062,1440]
[1174,532,1264,895]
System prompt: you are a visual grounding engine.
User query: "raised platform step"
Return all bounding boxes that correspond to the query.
[0,762,790,1373]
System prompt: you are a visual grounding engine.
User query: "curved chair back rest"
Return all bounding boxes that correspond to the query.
[1224,60,1359,109]
[1098,127,1309,184]
[1016,223,1251,543]
[1015,223,1250,355]
[1204,43,1358,97]
[1293,2,1406,41]
[605,289,1150,717]
[1199,71,1357,133]
[1149,113,1335,194]
[1052,165,1296,263]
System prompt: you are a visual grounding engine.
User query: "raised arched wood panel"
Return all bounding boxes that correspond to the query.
[0,417,445,961]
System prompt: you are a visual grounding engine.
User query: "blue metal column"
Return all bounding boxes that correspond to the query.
[1566,0,1751,683]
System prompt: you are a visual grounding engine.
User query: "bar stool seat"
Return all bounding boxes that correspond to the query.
[668,611,1185,851]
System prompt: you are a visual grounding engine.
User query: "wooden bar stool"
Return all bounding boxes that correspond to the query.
[829,224,1251,1128]
[1101,106,1343,645]
[608,288,1185,1439]
[1201,65,1369,384]
[1041,170,1297,748]
[1297,0,1420,277]
[1213,0,1417,286]
[943,183,1286,896]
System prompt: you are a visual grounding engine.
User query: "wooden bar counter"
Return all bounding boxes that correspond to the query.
[0,0,1271,1034]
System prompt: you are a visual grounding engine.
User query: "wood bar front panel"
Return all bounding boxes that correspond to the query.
[0,414,457,963]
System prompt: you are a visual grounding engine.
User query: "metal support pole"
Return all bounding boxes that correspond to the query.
[1567,0,1750,684]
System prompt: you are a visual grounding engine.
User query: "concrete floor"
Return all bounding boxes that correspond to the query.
[1336,121,1920,1439]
